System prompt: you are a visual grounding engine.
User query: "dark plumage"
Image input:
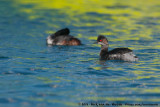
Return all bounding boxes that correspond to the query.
[46,28,81,46]
[96,35,138,61]
[51,28,70,38]
[108,48,132,54]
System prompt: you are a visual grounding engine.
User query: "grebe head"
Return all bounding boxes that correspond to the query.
[97,35,109,46]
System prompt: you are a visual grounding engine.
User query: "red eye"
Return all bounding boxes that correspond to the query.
[99,40,102,42]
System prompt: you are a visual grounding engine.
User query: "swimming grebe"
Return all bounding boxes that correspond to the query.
[46,28,81,45]
[96,35,138,61]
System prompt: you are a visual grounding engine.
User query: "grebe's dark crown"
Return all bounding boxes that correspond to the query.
[97,35,108,42]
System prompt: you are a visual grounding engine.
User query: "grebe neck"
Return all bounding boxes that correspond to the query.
[100,45,108,59]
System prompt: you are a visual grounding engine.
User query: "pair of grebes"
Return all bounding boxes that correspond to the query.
[47,28,138,62]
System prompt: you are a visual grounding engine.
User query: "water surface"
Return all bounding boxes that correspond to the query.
[0,0,160,107]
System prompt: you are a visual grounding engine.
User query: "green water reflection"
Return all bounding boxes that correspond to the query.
[13,0,160,49]
[11,0,160,106]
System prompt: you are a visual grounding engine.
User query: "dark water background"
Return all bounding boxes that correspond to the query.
[0,0,160,107]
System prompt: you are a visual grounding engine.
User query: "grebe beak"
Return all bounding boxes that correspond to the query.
[93,41,104,45]
[98,42,109,46]
[97,42,104,45]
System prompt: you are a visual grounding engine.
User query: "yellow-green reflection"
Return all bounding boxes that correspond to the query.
[14,0,160,15]
[13,0,160,49]
[12,0,160,104]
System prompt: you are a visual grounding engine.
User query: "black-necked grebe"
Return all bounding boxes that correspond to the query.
[46,28,81,45]
[96,35,138,61]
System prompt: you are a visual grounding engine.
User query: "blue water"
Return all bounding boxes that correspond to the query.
[0,0,160,107]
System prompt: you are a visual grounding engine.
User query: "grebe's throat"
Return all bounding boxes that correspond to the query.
[100,44,109,59]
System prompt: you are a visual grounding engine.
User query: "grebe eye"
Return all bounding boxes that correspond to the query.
[99,40,102,42]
